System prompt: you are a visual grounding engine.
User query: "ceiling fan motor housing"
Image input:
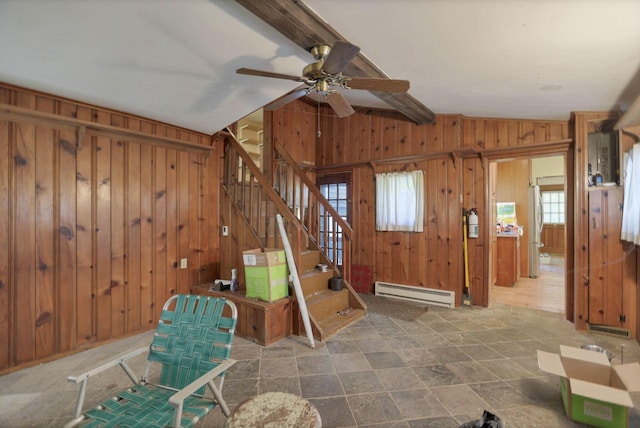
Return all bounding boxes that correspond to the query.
[310,44,331,61]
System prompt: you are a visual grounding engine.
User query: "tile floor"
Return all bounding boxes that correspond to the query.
[1,303,639,427]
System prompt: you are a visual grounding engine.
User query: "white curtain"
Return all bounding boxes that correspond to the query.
[621,143,640,245]
[376,170,424,232]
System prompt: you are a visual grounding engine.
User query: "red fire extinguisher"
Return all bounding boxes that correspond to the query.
[468,208,479,239]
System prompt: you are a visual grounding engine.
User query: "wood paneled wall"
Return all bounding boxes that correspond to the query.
[0,84,219,371]
[276,101,570,307]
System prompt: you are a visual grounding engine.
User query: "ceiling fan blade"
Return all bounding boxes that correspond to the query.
[345,77,410,93]
[237,67,304,83]
[326,91,355,118]
[323,41,360,74]
[265,87,310,111]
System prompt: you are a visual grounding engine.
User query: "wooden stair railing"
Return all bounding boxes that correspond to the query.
[223,131,366,341]
[273,142,353,283]
[223,134,305,255]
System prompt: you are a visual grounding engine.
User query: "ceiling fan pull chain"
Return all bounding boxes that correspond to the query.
[317,97,321,138]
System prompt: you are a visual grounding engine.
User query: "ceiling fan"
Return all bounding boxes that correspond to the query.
[236,41,410,118]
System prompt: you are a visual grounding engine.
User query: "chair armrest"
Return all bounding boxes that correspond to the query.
[168,358,237,405]
[67,345,149,383]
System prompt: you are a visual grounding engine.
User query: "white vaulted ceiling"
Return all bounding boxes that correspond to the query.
[0,0,639,134]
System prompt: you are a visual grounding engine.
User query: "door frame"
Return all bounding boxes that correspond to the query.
[483,142,574,322]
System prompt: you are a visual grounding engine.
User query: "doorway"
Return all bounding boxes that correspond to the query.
[488,154,567,314]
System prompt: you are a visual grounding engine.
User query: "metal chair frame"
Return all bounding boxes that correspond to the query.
[64,294,237,428]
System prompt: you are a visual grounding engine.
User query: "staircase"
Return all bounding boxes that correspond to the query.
[222,129,366,342]
[296,250,366,340]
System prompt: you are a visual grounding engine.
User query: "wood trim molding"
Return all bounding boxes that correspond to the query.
[235,0,435,125]
[0,103,214,154]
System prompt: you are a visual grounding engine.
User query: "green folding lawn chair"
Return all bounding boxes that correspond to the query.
[64,294,237,428]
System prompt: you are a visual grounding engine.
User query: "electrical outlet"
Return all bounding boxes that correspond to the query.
[222,225,229,236]
[180,258,187,269]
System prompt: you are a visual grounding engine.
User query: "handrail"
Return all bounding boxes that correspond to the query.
[273,142,352,282]
[274,142,353,238]
[223,130,305,255]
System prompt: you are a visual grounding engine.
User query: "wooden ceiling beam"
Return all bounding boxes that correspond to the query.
[235,0,435,125]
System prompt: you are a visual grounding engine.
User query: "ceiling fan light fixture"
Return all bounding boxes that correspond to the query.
[317,79,329,93]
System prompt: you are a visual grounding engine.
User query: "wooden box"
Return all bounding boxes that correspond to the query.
[191,284,292,346]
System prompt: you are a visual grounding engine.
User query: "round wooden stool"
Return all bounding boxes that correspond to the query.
[224,392,322,428]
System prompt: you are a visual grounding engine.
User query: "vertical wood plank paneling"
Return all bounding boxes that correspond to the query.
[435,158,448,290]
[381,112,397,159]
[198,144,213,286]
[75,107,94,345]
[396,116,412,158]
[425,158,439,287]
[154,147,167,319]
[603,189,623,327]
[361,168,376,275]
[483,120,497,150]
[348,112,362,162]
[507,122,520,147]
[127,136,142,332]
[95,110,111,341]
[0,84,216,371]
[413,123,427,155]
[110,138,126,337]
[470,157,485,305]
[139,140,154,327]
[424,120,440,154]
[0,115,10,368]
[519,121,535,146]
[497,121,509,148]
[334,115,347,165]
[188,153,201,287]
[57,101,77,352]
[0,88,10,367]
[178,151,190,293]
[14,92,37,364]
[165,149,178,296]
[473,119,486,150]
[193,134,211,287]
[449,155,463,300]
[588,190,605,325]
[34,98,55,359]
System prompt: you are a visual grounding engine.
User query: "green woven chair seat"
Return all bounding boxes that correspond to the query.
[67,295,237,428]
[82,384,213,427]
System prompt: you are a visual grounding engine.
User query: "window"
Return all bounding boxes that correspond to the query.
[375,171,424,232]
[318,174,351,266]
[542,190,565,224]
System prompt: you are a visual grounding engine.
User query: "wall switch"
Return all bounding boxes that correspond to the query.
[222,225,229,236]
[180,258,187,269]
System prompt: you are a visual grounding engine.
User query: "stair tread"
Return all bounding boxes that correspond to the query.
[305,289,346,304]
[300,269,334,279]
[317,309,367,338]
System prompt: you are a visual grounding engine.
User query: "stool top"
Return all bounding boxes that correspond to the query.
[225,392,321,428]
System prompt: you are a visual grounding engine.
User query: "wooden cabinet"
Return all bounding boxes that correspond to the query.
[496,235,520,287]
[191,284,292,346]
[587,187,636,333]
[540,224,565,254]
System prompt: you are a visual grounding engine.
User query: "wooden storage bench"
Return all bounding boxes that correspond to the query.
[191,284,292,346]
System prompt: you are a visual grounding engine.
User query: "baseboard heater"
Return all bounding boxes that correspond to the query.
[375,281,455,308]
[587,323,631,339]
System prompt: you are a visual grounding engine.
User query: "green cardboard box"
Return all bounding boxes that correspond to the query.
[242,248,289,302]
[537,345,640,428]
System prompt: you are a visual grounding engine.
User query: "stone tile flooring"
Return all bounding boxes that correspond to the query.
[1,303,639,427]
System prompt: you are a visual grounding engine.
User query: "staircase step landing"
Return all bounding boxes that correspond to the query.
[317,308,367,338]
